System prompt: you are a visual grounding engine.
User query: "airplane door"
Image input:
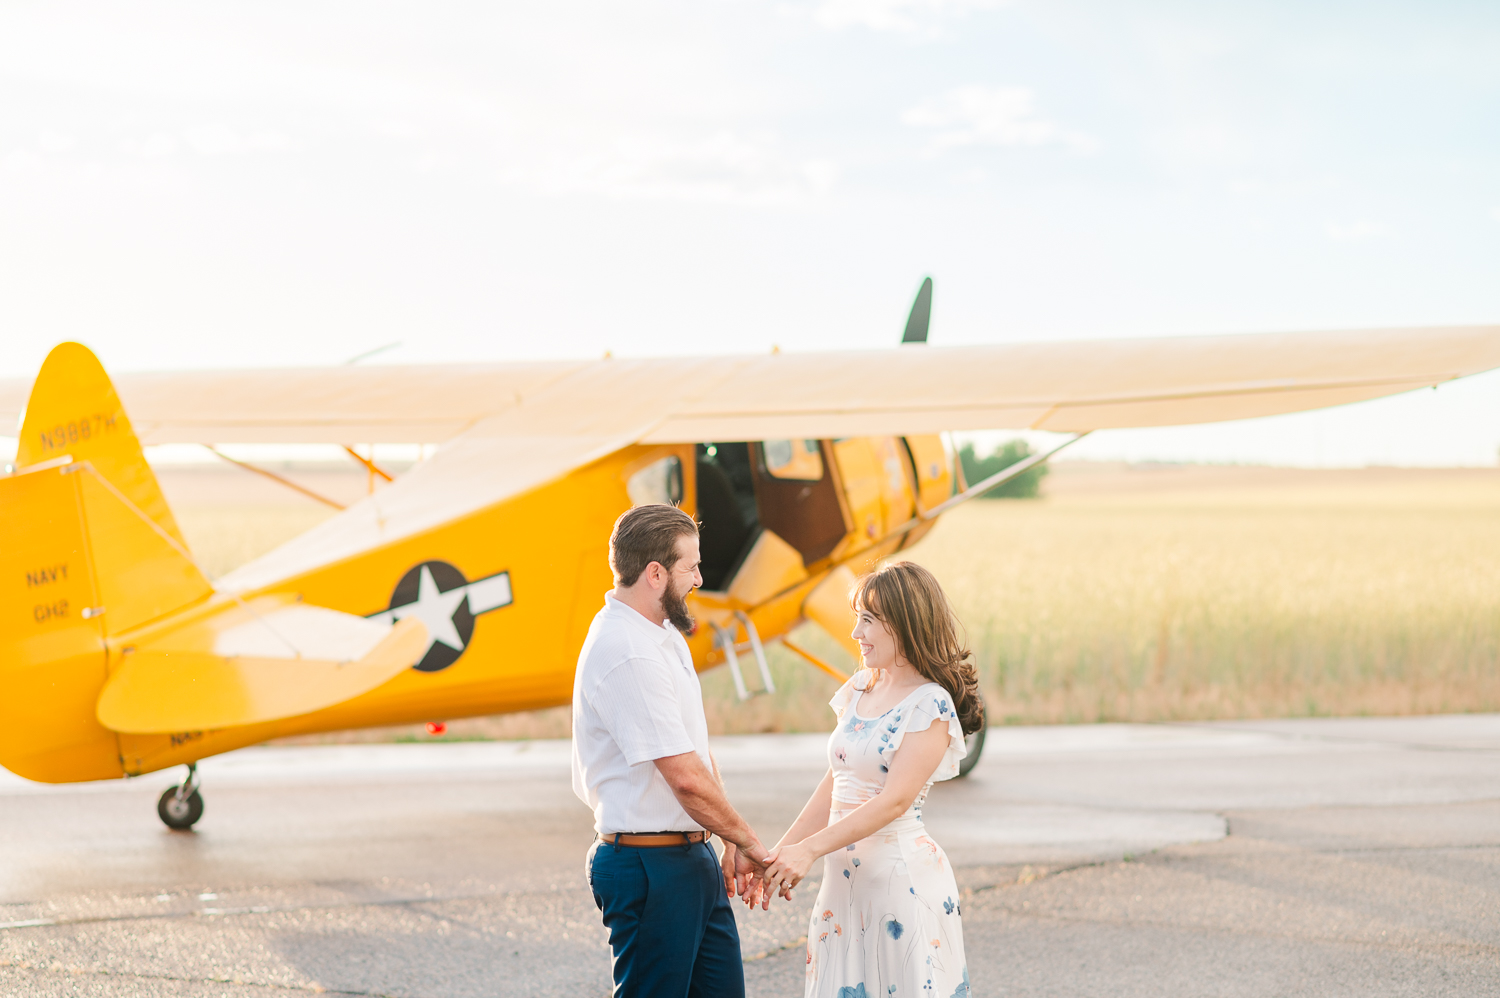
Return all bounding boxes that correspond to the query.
[752,439,847,566]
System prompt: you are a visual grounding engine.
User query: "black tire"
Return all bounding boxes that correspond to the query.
[957,701,987,779]
[157,785,204,830]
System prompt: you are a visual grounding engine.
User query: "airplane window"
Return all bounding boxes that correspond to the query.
[763,439,824,481]
[626,456,683,506]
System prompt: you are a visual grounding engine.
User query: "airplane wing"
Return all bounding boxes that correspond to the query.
[1,361,591,445]
[639,325,1500,440]
[196,324,1500,592]
[9,326,1497,590]
[4,325,1500,445]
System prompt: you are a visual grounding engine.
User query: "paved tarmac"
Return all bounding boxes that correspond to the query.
[1,714,1497,997]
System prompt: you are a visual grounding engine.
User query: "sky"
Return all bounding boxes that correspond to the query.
[2,1,1499,466]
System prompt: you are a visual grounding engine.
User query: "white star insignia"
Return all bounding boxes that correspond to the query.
[391,565,469,653]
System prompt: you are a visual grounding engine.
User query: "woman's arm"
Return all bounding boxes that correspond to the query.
[741,769,836,908]
[761,719,949,898]
[775,768,835,851]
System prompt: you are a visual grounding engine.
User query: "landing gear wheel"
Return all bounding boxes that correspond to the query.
[957,698,987,779]
[158,765,204,831]
[158,785,203,830]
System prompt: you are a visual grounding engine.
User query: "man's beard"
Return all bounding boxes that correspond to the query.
[661,577,695,633]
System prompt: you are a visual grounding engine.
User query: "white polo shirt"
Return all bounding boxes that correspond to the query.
[570,592,712,835]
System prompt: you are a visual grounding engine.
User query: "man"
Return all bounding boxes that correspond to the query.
[572,503,770,997]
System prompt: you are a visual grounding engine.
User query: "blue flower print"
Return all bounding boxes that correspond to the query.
[846,843,857,851]
[949,967,970,998]
[935,698,950,717]
[842,715,879,742]
[888,988,897,995]
[843,869,851,878]
[837,986,868,998]
[852,857,861,867]
[943,897,955,915]
[886,918,904,940]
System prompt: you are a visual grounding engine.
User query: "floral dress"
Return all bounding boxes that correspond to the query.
[805,672,970,998]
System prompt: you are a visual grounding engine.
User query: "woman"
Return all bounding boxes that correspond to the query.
[759,561,983,998]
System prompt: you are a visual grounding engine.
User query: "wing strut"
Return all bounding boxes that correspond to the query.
[204,445,347,510]
[342,445,395,494]
[781,636,851,683]
[920,432,1090,521]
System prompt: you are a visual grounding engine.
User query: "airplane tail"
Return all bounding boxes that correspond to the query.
[0,343,214,781]
[1,343,428,784]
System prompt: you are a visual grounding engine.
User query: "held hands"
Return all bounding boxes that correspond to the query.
[721,834,816,909]
[732,840,815,908]
[721,838,772,902]
[759,841,816,902]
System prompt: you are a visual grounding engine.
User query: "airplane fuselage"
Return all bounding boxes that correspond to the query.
[103,436,952,778]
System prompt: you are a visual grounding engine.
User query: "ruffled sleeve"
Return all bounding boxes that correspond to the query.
[881,684,968,783]
[828,670,873,721]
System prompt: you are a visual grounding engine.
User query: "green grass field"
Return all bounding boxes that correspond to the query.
[904,493,1500,726]
[168,463,1500,740]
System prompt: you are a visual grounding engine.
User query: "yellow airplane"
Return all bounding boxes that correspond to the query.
[4,284,1500,829]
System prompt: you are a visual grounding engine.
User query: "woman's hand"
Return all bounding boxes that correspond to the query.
[761,841,817,901]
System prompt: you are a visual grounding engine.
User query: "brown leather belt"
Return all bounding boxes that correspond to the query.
[602,831,708,848]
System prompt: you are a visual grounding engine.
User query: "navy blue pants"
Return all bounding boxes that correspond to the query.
[588,838,745,998]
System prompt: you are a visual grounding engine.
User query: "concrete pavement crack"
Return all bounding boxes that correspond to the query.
[1168,721,1500,755]
[0,959,392,997]
[982,907,1500,959]
[0,886,586,933]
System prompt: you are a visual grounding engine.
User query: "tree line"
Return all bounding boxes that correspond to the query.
[957,439,1048,499]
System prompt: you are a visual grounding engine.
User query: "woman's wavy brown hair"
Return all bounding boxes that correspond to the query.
[850,561,984,736]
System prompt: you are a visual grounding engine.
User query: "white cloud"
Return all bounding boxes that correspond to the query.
[0,149,44,174]
[2,132,75,174]
[503,130,838,205]
[1324,220,1386,242]
[808,0,1001,34]
[38,131,76,154]
[185,124,293,157]
[114,127,293,160]
[902,86,1096,155]
[130,132,179,158]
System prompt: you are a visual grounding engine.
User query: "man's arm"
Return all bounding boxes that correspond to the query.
[709,750,725,789]
[655,751,767,864]
[590,657,769,894]
[708,754,742,898]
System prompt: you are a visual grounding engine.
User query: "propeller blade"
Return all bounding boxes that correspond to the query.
[901,277,933,344]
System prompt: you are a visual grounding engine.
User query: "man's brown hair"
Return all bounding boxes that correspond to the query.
[610,503,699,588]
